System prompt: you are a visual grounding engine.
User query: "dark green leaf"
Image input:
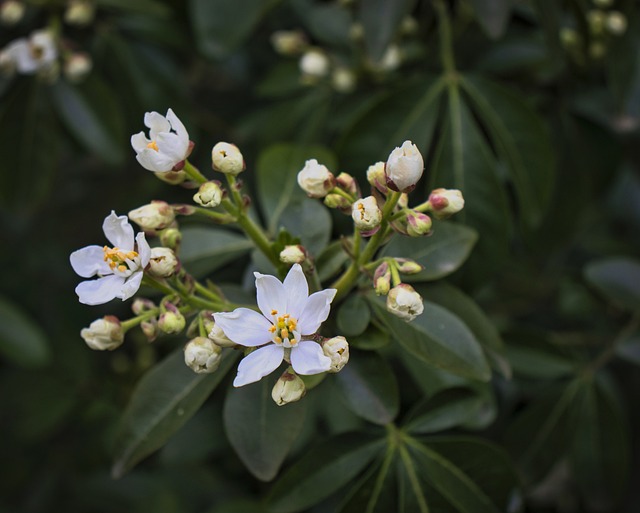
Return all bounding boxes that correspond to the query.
[358,0,415,61]
[470,0,512,39]
[279,200,331,256]
[584,257,640,311]
[350,323,391,350]
[615,334,640,366]
[0,295,51,368]
[223,376,306,481]
[316,240,349,282]
[96,0,170,16]
[337,295,371,337]
[112,350,236,478]
[291,0,352,47]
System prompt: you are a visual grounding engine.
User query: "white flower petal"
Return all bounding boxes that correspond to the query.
[166,108,189,147]
[233,344,284,387]
[102,211,134,250]
[75,275,125,305]
[254,272,287,319]
[70,245,111,278]
[144,111,170,137]
[214,308,273,347]
[136,232,151,267]
[7,39,38,74]
[118,272,143,301]
[298,288,337,335]
[290,341,331,375]
[136,149,178,173]
[156,132,187,162]
[131,131,151,152]
[283,263,308,318]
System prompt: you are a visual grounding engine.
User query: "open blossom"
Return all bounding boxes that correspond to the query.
[214,264,335,387]
[131,109,190,173]
[70,212,150,305]
[3,29,57,74]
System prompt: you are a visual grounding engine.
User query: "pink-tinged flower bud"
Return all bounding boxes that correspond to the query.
[280,245,307,264]
[184,337,222,374]
[324,193,352,210]
[366,161,388,193]
[352,196,382,231]
[373,262,391,296]
[386,284,424,322]
[395,258,423,275]
[158,305,186,334]
[64,0,95,26]
[406,211,433,237]
[297,159,335,198]
[208,322,236,348]
[322,336,349,372]
[148,247,179,278]
[63,52,92,83]
[428,188,465,219]
[140,318,158,342]
[80,316,124,351]
[336,172,358,197]
[128,201,175,231]
[159,227,182,250]
[271,368,306,406]
[299,48,329,78]
[270,30,307,56]
[131,298,155,315]
[193,181,223,207]
[211,142,245,175]
[606,11,627,35]
[385,140,424,193]
[1,1,25,25]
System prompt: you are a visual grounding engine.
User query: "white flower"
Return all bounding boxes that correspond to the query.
[214,264,335,387]
[297,159,335,198]
[385,140,424,193]
[322,336,349,372]
[4,29,57,74]
[387,284,424,322]
[148,247,178,278]
[352,196,382,231]
[63,52,92,83]
[1,1,25,25]
[131,109,190,173]
[70,211,151,305]
[80,316,124,351]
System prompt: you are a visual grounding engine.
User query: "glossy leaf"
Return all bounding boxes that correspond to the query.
[223,376,306,481]
[350,323,391,350]
[358,0,415,61]
[337,294,371,337]
[615,334,640,366]
[584,257,640,311]
[112,350,237,478]
[316,240,349,282]
[179,227,253,278]
[0,295,51,369]
[470,0,512,39]
[291,0,352,47]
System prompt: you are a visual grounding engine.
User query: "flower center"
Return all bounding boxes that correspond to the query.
[103,246,139,274]
[147,140,159,151]
[268,310,299,347]
[29,44,45,60]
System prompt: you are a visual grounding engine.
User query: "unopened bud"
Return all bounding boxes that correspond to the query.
[374,45,401,72]
[64,0,95,26]
[63,52,92,83]
[193,181,223,207]
[352,196,382,231]
[322,336,349,372]
[128,201,175,231]
[297,159,335,198]
[159,227,182,250]
[208,322,236,347]
[270,30,307,56]
[336,172,358,197]
[560,28,581,49]
[299,48,330,78]
[387,284,424,322]
[587,10,606,35]
[1,0,25,25]
[280,245,307,264]
[155,170,186,185]
[184,337,222,374]
[406,211,432,237]
[349,22,364,41]
[324,193,352,210]
[366,161,388,193]
[271,368,306,406]
[385,140,424,193]
[331,66,356,93]
[131,298,155,315]
[606,11,627,35]
[148,247,179,278]
[158,307,186,335]
[140,319,158,342]
[80,316,124,351]
[373,262,391,296]
[400,16,419,35]
[428,188,465,219]
[395,258,423,274]
[211,142,245,175]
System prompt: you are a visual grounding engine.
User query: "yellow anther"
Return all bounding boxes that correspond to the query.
[271,309,278,315]
[283,314,290,319]
[290,339,297,346]
[281,329,289,339]
[147,140,159,151]
[117,264,127,272]
[278,321,286,329]
[274,336,282,343]
[269,325,277,333]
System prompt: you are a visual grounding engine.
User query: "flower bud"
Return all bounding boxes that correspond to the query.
[155,170,187,185]
[606,11,627,35]
[592,0,613,7]
[270,30,307,56]
[587,10,606,35]
[299,48,330,78]
[1,0,25,25]
[63,52,92,83]
[387,284,424,322]
[331,66,356,93]
[271,368,306,406]
[193,181,223,207]
[208,322,236,348]
[373,262,391,296]
[349,22,365,41]
[280,245,307,264]
[297,159,335,198]
[395,258,423,275]
[131,298,155,315]
[158,307,186,335]
[159,227,182,250]
[148,247,179,278]
[184,337,222,374]
[211,142,245,175]
[385,140,424,193]
[406,211,433,237]
[352,196,382,231]
[80,316,124,351]
[64,0,95,26]
[560,28,581,49]
[400,16,419,35]
[428,188,465,219]
[322,336,350,372]
[376,44,402,72]
[141,318,158,342]
[336,172,358,197]
[128,201,175,231]
[589,41,607,59]
[366,161,388,194]
[324,193,352,210]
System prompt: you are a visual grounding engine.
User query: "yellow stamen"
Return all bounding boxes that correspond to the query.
[274,336,282,343]
[269,326,276,333]
[117,265,127,272]
[271,309,278,315]
[290,339,297,346]
[281,329,289,339]
[147,140,159,151]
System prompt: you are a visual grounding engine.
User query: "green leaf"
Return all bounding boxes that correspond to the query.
[179,226,253,278]
[470,0,512,39]
[460,75,554,227]
[223,376,306,481]
[96,0,171,16]
[334,350,399,425]
[112,349,236,478]
[358,0,416,61]
[190,0,273,59]
[267,432,385,512]
[337,295,371,337]
[279,200,331,256]
[291,0,352,48]
[615,334,640,366]
[381,222,478,282]
[0,295,51,368]
[370,296,491,381]
[316,240,349,282]
[350,323,391,350]
[584,257,640,311]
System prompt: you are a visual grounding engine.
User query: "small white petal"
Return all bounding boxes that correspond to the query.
[70,245,111,278]
[254,272,287,318]
[131,132,151,153]
[144,111,170,137]
[214,308,273,347]
[290,341,331,375]
[297,288,337,335]
[136,149,177,173]
[156,132,186,162]
[119,272,143,301]
[166,108,189,148]
[233,344,284,387]
[102,211,134,250]
[283,263,308,319]
[75,275,125,305]
[136,232,151,267]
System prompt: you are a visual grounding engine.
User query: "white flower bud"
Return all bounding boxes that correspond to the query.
[159,227,182,250]
[211,142,245,175]
[606,11,627,35]
[148,247,178,278]
[80,316,124,351]
[270,30,307,56]
[387,284,424,322]
[193,181,223,207]
[376,44,402,72]
[366,161,388,193]
[352,196,382,231]
[331,66,356,93]
[324,193,352,210]
[385,140,424,193]
[336,172,358,197]
[395,258,423,275]
[322,336,350,373]
[271,369,306,406]
[428,188,465,219]
[208,322,236,347]
[299,48,330,78]
[63,52,92,83]
[140,318,158,342]
[128,201,175,231]
[64,0,95,26]
[297,159,335,198]
[1,0,25,25]
[406,211,433,237]
[131,298,155,315]
[373,262,391,296]
[280,245,307,264]
[184,337,222,374]
[158,309,186,334]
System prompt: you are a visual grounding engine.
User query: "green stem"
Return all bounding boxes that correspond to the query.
[183,160,208,184]
[192,206,235,223]
[388,259,402,287]
[121,308,159,332]
[194,281,223,302]
[329,187,356,202]
[433,0,456,76]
